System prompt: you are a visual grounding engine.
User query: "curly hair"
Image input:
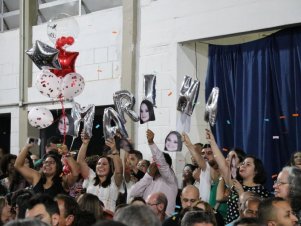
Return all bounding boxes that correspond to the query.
[288,166,301,213]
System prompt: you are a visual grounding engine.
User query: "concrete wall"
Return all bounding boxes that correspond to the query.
[0,0,300,178]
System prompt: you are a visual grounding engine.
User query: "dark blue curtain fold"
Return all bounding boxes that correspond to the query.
[205,27,301,189]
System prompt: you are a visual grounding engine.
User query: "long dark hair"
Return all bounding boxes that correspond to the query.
[93,156,114,188]
[40,154,63,185]
[242,155,267,184]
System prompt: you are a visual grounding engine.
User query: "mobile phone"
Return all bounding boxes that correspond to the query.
[26,137,41,146]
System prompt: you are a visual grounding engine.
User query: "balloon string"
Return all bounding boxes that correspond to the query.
[69,137,75,151]
[59,97,67,145]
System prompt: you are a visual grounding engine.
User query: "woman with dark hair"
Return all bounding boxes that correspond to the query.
[289,151,301,169]
[77,193,104,220]
[0,196,11,225]
[140,99,155,124]
[206,130,270,224]
[164,131,183,152]
[14,143,79,196]
[77,133,123,212]
[57,114,75,136]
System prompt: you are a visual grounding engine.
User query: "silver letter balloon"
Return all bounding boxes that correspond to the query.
[113,90,139,124]
[144,74,156,107]
[204,87,219,127]
[177,75,200,116]
[103,107,128,140]
[71,102,95,138]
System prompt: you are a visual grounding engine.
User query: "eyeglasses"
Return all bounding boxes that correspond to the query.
[274,180,289,186]
[147,202,160,207]
[182,198,197,203]
[42,160,56,165]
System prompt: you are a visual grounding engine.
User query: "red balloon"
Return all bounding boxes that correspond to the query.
[51,47,79,77]
[66,36,75,45]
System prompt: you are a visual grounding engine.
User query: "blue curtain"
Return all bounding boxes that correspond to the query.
[205,27,301,189]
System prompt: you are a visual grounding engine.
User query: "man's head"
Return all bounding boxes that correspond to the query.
[114,205,160,226]
[181,210,216,226]
[55,194,80,226]
[146,192,168,220]
[201,144,217,167]
[233,217,263,226]
[45,136,62,154]
[26,194,60,226]
[181,185,199,209]
[127,150,143,168]
[258,197,298,226]
[240,196,261,218]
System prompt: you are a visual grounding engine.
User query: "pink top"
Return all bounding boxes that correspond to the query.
[130,143,178,215]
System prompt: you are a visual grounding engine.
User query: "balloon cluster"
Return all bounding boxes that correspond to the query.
[27,15,86,134]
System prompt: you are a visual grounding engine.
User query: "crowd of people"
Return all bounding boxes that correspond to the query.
[0,128,300,226]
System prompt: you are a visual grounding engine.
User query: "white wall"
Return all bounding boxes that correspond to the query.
[135,0,301,178]
[0,0,300,165]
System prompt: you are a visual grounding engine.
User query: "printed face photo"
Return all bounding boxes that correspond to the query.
[164,131,183,152]
[140,100,155,124]
[58,114,74,136]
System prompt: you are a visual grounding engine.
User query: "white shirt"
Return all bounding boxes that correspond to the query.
[83,168,120,212]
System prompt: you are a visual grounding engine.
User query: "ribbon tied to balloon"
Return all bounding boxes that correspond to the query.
[113,90,139,124]
[71,102,95,138]
[103,107,129,140]
[177,75,200,116]
[204,87,219,127]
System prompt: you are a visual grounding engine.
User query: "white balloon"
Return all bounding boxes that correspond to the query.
[28,107,54,129]
[35,70,62,98]
[47,13,80,48]
[61,72,85,99]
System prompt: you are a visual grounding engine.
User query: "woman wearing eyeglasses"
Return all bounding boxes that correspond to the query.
[274,166,301,224]
[14,143,79,196]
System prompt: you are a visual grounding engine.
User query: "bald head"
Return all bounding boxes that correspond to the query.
[181,185,199,208]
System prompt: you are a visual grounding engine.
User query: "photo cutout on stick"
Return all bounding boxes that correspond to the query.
[164,131,183,152]
[58,114,74,136]
[140,99,155,124]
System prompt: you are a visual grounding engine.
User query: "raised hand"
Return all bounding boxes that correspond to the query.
[182,132,193,148]
[205,129,216,145]
[105,138,118,153]
[146,129,154,145]
[147,162,158,177]
[81,132,90,145]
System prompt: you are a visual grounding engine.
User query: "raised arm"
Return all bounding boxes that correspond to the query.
[77,133,91,179]
[146,129,176,183]
[182,132,207,171]
[105,138,123,187]
[205,129,231,184]
[14,143,40,185]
